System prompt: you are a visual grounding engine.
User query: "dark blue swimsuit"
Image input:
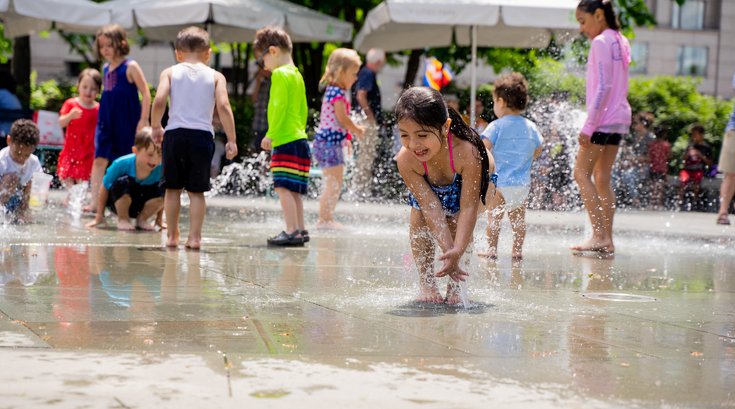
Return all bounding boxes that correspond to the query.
[407,135,462,215]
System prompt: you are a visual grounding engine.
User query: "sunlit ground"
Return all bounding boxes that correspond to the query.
[0,197,733,408]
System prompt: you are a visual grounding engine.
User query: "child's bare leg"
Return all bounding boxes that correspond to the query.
[508,206,527,261]
[317,166,344,229]
[445,218,463,305]
[409,209,442,303]
[445,280,461,305]
[592,146,618,250]
[87,158,108,211]
[113,195,135,231]
[136,197,164,231]
[154,208,166,229]
[61,178,75,206]
[275,187,299,234]
[186,192,206,249]
[572,145,613,252]
[164,189,182,247]
[479,192,505,259]
[294,191,305,233]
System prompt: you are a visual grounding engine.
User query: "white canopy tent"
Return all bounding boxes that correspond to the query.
[109,0,353,43]
[0,0,110,37]
[353,0,580,125]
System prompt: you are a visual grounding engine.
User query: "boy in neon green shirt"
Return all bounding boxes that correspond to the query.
[254,26,311,247]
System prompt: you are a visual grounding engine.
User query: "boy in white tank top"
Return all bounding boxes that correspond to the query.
[151,26,238,250]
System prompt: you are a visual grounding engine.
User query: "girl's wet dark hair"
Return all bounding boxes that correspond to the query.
[395,87,491,205]
[577,0,620,31]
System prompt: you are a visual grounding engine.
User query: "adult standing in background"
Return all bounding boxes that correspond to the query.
[715,72,735,225]
[350,48,385,200]
[0,73,23,149]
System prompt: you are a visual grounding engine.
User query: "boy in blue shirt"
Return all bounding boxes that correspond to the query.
[87,127,163,231]
[480,73,542,261]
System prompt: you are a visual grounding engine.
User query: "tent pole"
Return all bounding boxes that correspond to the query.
[469,24,477,128]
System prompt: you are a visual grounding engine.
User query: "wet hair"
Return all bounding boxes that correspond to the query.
[320,48,361,88]
[577,0,620,31]
[8,119,40,147]
[96,24,130,58]
[176,26,210,53]
[395,87,491,205]
[253,26,293,55]
[134,127,160,154]
[690,123,705,136]
[78,68,102,90]
[493,72,528,111]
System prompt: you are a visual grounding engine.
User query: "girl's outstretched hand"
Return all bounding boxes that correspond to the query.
[436,247,468,282]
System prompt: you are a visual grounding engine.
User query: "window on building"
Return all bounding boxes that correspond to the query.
[672,0,704,30]
[65,61,83,78]
[676,46,708,77]
[630,42,649,75]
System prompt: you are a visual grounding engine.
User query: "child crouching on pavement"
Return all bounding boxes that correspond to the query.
[87,127,164,231]
[0,119,42,223]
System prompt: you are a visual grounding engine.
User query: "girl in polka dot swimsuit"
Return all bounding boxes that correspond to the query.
[313,48,365,229]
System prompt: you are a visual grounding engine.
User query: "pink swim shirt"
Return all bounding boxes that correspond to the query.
[581,28,632,137]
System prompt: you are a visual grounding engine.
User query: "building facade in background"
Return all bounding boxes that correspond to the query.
[633,0,735,98]
[22,0,735,106]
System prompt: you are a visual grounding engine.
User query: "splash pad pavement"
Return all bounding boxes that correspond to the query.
[1,194,733,408]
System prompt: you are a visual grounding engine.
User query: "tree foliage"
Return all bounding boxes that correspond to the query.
[627,76,734,163]
[0,24,12,63]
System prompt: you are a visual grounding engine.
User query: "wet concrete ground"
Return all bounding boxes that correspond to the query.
[1,196,734,408]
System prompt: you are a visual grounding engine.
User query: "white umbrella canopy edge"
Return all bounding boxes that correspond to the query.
[0,0,111,37]
[109,0,352,43]
[353,0,579,125]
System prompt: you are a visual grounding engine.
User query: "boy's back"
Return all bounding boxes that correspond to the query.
[102,153,162,189]
[166,62,215,134]
[484,115,542,187]
[267,64,307,147]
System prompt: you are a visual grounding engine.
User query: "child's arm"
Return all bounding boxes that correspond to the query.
[396,149,457,258]
[263,70,287,151]
[214,71,238,160]
[127,60,152,131]
[532,146,543,160]
[58,100,82,128]
[436,145,483,282]
[0,173,19,204]
[86,186,109,228]
[333,100,365,139]
[151,68,172,145]
[17,180,32,223]
[580,39,615,142]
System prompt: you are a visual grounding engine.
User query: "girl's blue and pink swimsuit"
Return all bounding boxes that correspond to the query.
[407,134,462,215]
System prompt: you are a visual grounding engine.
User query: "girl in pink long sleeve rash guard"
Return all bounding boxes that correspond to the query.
[571,0,632,255]
[581,28,631,137]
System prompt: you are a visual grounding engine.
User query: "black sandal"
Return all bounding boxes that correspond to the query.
[267,231,305,246]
